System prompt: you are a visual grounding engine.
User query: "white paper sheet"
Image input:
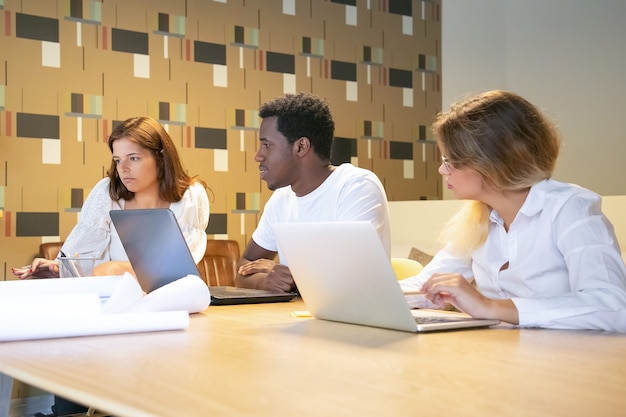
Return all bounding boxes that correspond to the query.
[0,311,189,342]
[0,293,102,318]
[0,275,123,298]
[100,274,146,314]
[123,274,211,314]
[0,273,210,342]
[99,273,210,314]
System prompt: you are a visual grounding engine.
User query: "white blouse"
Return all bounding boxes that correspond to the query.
[61,178,210,265]
[400,179,626,332]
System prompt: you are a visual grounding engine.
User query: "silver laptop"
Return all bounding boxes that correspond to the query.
[274,221,500,332]
[109,209,296,304]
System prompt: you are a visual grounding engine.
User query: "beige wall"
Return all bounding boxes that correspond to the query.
[442,0,626,198]
[389,196,626,261]
[0,0,442,275]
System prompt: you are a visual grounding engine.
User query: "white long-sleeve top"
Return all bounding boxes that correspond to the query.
[400,179,626,332]
[61,178,210,264]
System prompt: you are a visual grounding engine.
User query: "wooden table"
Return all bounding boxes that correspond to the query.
[1,299,625,417]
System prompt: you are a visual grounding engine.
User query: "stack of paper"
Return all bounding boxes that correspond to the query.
[0,273,211,342]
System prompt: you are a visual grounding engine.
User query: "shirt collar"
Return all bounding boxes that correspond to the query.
[519,179,549,217]
[489,179,550,224]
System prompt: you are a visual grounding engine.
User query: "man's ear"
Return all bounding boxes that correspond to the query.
[295,137,311,155]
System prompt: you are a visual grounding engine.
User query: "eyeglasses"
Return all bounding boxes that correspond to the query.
[441,155,454,174]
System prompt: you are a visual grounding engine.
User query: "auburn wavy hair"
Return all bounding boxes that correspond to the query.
[106,116,206,202]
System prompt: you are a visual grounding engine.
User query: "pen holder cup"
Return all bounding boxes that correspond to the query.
[58,257,95,278]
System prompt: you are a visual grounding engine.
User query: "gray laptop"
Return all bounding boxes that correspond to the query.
[109,209,296,305]
[273,221,500,332]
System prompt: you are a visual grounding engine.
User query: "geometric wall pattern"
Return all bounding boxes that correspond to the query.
[0,0,441,277]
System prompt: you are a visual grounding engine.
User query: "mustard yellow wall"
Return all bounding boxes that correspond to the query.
[0,0,441,276]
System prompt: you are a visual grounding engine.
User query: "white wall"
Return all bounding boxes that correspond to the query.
[441,0,626,197]
[389,196,626,261]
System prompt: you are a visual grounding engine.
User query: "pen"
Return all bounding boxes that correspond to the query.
[403,290,425,296]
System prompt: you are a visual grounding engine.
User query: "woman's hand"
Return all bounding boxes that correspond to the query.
[420,273,519,323]
[93,261,136,278]
[11,258,60,279]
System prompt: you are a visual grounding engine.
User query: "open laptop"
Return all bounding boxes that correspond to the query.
[273,221,500,332]
[109,209,296,305]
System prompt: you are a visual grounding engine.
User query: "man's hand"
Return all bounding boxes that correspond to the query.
[238,260,294,293]
[238,258,277,276]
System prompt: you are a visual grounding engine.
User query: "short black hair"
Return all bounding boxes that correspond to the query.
[259,92,335,160]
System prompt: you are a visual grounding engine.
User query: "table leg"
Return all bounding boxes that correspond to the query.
[0,373,13,417]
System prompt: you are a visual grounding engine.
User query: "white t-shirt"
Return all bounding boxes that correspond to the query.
[61,178,210,264]
[400,179,626,332]
[252,163,391,263]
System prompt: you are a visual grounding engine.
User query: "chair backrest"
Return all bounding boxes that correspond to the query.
[196,239,240,287]
[39,242,64,260]
[390,257,424,280]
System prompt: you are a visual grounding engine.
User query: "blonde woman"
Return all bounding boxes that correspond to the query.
[400,90,626,332]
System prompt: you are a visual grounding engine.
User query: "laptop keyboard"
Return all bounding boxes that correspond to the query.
[414,316,472,324]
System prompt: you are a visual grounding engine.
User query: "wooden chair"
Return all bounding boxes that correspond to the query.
[38,241,64,260]
[197,239,240,287]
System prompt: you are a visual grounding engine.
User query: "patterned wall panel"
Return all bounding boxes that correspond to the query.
[0,0,441,277]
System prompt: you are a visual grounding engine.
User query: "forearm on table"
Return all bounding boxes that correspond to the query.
[483,298,519,324]
[235,271,268,289]
[94,261,135,277]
